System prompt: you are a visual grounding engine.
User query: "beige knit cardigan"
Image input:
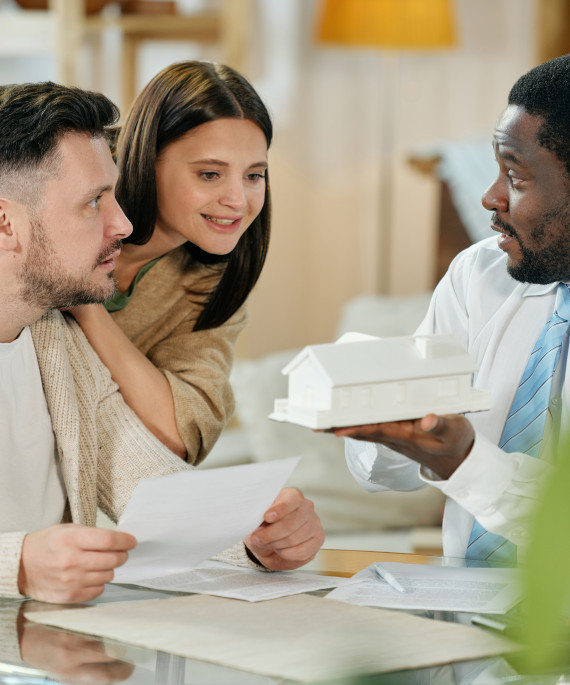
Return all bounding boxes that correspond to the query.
[0,310,251,600]
[109,247,247,465]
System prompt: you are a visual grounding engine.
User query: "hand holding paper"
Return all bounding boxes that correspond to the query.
[245,487,325,571]
[113,457,303,583]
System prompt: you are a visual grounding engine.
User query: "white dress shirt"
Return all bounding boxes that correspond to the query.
[345,237,564,558]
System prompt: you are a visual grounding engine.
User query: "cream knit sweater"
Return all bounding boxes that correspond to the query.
[0,310,252,600]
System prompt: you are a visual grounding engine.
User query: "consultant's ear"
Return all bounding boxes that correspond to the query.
[0,198,21,252]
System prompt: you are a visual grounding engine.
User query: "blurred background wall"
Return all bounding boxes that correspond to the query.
[0,0,565,358]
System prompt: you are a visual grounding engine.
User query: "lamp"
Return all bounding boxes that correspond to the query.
[316,0,455,50]
[315,0,456,291]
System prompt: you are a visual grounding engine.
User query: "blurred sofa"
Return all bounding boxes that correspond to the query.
[202,292,445,536]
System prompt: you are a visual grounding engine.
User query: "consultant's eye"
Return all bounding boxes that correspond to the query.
[88,196,101,208]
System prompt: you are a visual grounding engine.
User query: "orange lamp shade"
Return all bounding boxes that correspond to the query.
[316,0,456,49]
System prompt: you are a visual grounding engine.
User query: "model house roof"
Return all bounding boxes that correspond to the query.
[281,333,477,386]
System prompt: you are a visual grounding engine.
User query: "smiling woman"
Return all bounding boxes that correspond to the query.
[68,61,273,464]
[152,118,267,258]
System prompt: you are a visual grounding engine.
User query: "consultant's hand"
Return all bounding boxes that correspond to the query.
[244,487,325,571]
[20,618,134,684]
[332,413,475,480]
[19,524,137,604]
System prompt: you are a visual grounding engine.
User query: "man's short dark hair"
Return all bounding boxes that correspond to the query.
[0,82,119,206]
[509,54,570,175]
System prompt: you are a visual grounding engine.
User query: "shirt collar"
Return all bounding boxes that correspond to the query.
[521,281,569,297]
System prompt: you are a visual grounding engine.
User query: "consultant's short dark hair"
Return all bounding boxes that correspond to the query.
[508,54,570,175]
[0,82,119,205]
[116,60,273,331]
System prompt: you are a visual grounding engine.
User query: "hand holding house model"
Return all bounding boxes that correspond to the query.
[269,333,491,430]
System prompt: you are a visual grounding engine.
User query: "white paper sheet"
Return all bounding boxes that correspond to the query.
[113,456,300,583]
[326,562,523,613]
[120,560,352,601]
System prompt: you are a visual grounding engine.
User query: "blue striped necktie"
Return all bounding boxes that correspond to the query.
[466,282,570,562]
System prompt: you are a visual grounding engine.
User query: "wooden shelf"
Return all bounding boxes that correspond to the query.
[0,0,252,112]
[84,11,221,40]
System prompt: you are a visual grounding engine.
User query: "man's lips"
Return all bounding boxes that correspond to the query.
[490,214,516,237]
[491,224,512,236]
[98,248,121,265]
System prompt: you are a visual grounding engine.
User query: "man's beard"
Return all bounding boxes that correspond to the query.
[19,218,120,310]
[493,212,570,284]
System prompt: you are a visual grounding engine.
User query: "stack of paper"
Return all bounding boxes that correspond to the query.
[326,562,523,613]
[119,559,351,601]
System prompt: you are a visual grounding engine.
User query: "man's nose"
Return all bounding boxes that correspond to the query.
[482,176,508,213]
[107,199,133,240]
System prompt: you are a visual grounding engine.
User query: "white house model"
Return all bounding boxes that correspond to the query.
[269,333,491,429]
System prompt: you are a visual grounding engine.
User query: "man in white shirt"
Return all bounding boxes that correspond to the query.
[336,55,570,559]
[0,82,323,604]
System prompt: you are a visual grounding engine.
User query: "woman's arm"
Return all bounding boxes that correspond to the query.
[68,304,187,459]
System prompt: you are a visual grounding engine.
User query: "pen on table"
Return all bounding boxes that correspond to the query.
[470,614,508,633]
[470,612,524,638]
[373,563,407,593]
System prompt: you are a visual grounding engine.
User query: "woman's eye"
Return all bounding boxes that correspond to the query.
[200,171,220,181]
[247,173,265,183]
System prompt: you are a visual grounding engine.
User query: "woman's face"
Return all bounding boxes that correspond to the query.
[154,118,268,255]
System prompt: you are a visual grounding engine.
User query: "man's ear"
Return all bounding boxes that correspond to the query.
[0,198,22,253]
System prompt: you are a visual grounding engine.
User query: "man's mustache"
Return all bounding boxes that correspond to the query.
[97,240,123,264]
[492,213,517,238]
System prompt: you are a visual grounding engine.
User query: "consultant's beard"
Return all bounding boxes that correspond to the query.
[19,219,119,310]
[493,212,570,284]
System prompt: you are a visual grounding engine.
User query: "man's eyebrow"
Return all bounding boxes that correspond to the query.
[79,184,113,202]
[498,149,524,167]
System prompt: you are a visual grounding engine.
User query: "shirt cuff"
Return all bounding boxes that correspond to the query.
[0,533,27,601]
[212,542,269,571]
[419,432,514,522]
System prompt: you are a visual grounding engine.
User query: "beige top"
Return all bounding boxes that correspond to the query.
[110,247,247,465]
[0,310,254,601]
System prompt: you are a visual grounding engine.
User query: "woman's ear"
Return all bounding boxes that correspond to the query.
[0,198,22,253]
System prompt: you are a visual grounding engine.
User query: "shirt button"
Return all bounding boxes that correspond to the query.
[456,488,469,499]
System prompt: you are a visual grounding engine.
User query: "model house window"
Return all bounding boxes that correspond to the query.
[438,378,459,397]
[396,383,407,403]
[341,389,352,407]
[359,387,372,405]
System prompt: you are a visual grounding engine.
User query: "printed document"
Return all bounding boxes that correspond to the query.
[113,457,300,583]
[326,562,523,613]
[124,560,351,601]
